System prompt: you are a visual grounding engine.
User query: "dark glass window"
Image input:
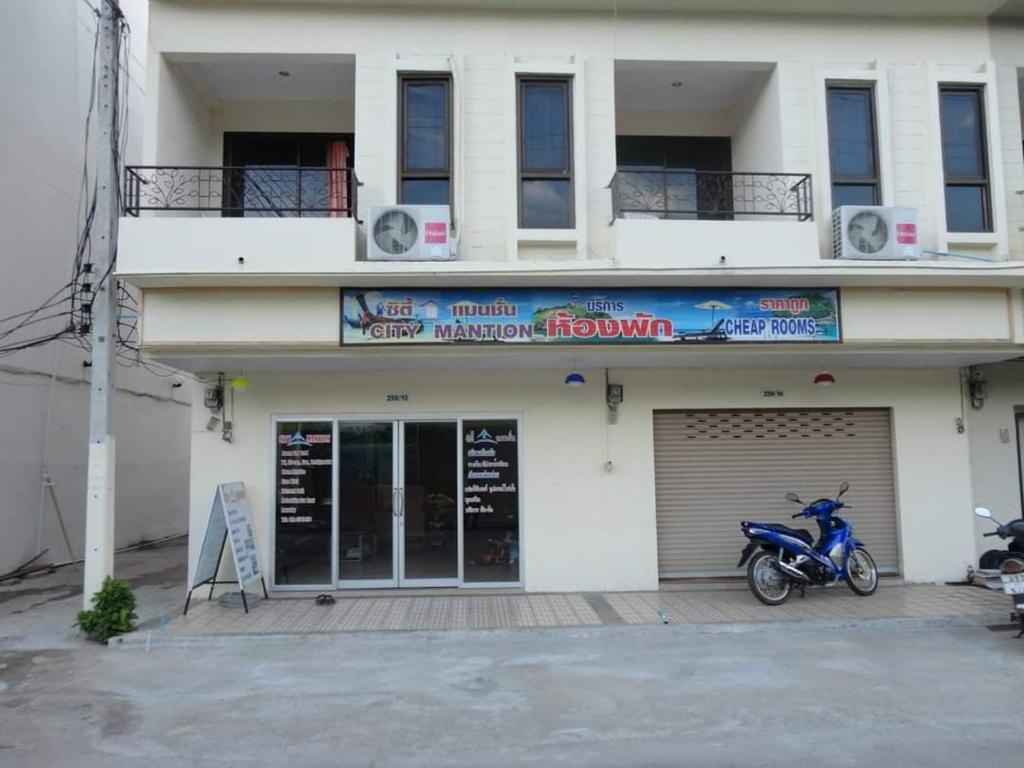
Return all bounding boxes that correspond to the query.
[615,135,733,220]
[518,77,573,228]
[462,420,520,584]
[399,75,451,209]
[275,421,333,586]
[223,133,352,217]
[940,86,991,232]
[826,86,880,209]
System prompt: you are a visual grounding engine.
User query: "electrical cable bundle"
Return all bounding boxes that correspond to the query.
[1,2,135,364]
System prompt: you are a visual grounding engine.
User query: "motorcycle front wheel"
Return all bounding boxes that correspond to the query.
[845,547,879,596]
[747,550,792,606]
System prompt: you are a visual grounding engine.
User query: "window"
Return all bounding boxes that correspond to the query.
[939,86,991,232]
[615,136,733,220]
[518,76,573,229]
[826,85,880,209]
[399,75,452,208]
[222,132,352,217]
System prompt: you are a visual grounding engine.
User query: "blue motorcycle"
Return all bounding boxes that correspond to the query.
[737,481,879,605]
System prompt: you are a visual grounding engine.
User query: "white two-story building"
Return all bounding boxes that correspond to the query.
[119,0,1024,594]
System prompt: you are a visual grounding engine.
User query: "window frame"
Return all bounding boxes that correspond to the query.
[825,84,881,209]
[397,72,453,213]
[938,84,992,233]
[516,74,575,229]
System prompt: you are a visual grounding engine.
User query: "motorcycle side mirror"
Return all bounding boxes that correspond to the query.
[974,507,992,519]
[785,493,802,504]
[838,481,849,497]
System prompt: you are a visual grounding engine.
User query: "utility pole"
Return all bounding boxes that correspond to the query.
[83,0,121,608]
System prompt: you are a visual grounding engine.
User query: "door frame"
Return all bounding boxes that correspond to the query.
[396,418,461,589]
[269,412,524,591]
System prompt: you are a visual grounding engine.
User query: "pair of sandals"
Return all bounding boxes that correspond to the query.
[315,593,336,606]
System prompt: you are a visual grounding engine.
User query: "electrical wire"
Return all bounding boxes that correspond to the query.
[1,1,136,362]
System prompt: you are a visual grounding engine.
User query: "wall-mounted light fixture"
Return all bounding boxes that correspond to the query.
[813,372,836,387]
[968,366,987,409]
[230,376,251,391]
[565,371,586,388]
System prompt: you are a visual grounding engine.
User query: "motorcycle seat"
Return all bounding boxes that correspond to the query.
[755,523,814,546]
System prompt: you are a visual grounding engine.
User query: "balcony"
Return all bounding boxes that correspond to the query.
[118,166,359,282]
[124,166,359,219]
[117,53,361,285]
[610,169,812,221]
[610,60,820,268]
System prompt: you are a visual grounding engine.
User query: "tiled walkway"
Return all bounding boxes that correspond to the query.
[147,583,1011,638]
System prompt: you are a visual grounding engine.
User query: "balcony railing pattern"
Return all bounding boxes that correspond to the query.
[610,169,813,222]
[124,166,359,219]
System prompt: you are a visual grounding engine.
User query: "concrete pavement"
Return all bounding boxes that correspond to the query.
[3,619,1024,767]
[2,539,1023,767]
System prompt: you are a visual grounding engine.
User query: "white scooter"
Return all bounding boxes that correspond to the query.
[974,506,1024,637]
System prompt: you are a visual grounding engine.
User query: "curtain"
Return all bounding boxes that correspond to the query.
[327,140,350,218]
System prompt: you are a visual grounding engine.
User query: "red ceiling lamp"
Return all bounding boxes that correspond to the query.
[814,372,836,387]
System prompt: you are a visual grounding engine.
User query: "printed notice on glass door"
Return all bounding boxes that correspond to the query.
[275,421,333,585]
[462,420,520,583]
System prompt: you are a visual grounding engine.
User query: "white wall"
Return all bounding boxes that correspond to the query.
[215,99,353,136]
[152,58,219,166]
[146,1,1023,264]
[0,0,190,574]
[990,24,1024,262]
[968,362,1024,560]
[187,366,976,593]
[616,107,733,137]
[731,69,783,174]
[136,286,1016,348]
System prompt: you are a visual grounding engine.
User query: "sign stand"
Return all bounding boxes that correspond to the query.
[184,482,268,615]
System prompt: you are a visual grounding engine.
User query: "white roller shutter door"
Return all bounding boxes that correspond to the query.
[653,409,899,577]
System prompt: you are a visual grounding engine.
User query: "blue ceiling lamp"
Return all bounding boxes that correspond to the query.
[564,371,586,388]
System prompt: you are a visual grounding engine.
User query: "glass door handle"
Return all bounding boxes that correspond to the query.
[393,488,400,518]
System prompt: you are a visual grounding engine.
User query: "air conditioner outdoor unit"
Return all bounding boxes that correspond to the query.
[367,205,453,261]
[831,205,920,261]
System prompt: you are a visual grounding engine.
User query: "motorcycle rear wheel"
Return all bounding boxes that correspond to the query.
[747,550,792,606]
[845,547,878,596]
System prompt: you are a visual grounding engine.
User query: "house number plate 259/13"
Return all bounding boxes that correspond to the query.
[386,393,409,402]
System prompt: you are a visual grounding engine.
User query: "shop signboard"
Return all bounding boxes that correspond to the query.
[341,288,840,345]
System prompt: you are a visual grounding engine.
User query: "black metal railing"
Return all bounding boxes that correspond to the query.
[123,166,360,219]
[610,168,813,222]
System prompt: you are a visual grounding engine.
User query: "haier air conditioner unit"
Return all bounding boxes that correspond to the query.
[366,205,453,261]
[831,205,920,261]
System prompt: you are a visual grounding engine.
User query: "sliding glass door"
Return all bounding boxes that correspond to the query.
[400,421,460,585]
[273,416,521,589]
[335,420,459,587]
[337,421,397,587]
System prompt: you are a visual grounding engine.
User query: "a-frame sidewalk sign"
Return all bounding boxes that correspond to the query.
[184,481,268,615]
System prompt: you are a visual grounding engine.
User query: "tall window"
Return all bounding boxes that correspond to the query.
[399,74,452,207]
[826,85,880,209]
[939,86,991,232]
[518,76,573,229]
